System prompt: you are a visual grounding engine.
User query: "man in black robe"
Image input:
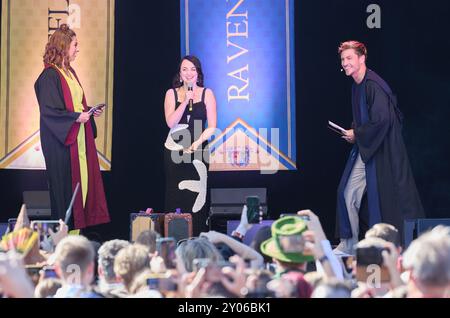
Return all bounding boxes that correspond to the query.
[334,41,424,254]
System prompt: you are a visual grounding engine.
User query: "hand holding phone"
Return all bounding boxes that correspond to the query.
[278,234,306,253]
[147,276,177,293]
[88,103,106,115]
[40,266,58,279]
[6,218,17,234]
[246,196,262,224]
[156,237,176,269]
[30,221,60,244]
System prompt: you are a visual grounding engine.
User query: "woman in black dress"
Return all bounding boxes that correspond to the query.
[163,56,217,235]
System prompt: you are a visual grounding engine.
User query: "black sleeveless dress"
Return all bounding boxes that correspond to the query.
[164,87,210,235]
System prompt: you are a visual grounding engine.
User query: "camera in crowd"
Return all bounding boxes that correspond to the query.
[156,237,176,269]
[355,244,391,283]
[30,220,60,243]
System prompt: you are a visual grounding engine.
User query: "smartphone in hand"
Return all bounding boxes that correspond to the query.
[88,103,106,115]
[156,237,176,269]
[246,196,261,224]
[30,220,60,243]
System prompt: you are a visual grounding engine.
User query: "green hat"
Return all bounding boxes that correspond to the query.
[260,216,315,263]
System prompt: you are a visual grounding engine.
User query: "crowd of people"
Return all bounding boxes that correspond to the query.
[2,22,446,300]
[1,207,449,299]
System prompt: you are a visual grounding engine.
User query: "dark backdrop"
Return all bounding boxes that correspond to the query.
[1,0,449,243]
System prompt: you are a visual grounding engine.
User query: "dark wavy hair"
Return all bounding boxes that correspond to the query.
[43,24,76,69]
[172,55,204,88]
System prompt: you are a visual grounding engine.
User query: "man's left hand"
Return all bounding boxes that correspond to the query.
[342,129,355,144]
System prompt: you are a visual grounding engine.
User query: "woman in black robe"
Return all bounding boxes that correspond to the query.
[34,24,110,229]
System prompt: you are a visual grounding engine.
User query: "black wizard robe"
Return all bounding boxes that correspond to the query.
[336,69,424,240]
[34,65,110,229]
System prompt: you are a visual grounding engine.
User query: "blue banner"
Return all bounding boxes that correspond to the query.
[181,0,296,172]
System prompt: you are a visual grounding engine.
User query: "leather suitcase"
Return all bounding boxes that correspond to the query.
[130,209,165,242]
[164,213,193,243]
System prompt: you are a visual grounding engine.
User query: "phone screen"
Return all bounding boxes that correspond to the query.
[356,265,391,283]
[147,277,178,293]
[26,266,43,286]
[42,267,58,279]
[88,103,106,115]
[31,221,60,242]
[341,256,355,275]
[159,278,178,292]
[7,218,17,233]
[147,278,159,290]
[246,196,261,224]
[356,246,385,266]
[157,238,176,269]
[278,234,305,253]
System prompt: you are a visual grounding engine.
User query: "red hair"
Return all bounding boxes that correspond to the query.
[43,24,76,69]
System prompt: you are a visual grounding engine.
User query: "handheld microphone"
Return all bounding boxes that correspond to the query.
[187,82,193,111]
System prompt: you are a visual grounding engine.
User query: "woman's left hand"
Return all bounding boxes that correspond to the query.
[93,109,103,117]
[185,140,201,153]
[92,106,104,117]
